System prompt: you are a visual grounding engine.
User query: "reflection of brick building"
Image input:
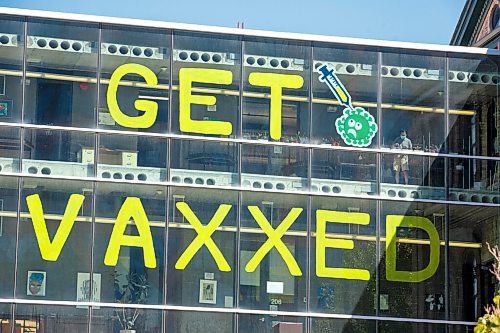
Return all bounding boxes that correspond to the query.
[451,0,500,48]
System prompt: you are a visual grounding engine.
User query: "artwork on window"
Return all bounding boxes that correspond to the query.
[0,99,12,118]
[76,273,101,308]
[425,293,444,311]
[199,279,217,304]
[27,271,46,297]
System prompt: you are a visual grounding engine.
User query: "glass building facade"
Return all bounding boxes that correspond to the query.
[0,7,498,333]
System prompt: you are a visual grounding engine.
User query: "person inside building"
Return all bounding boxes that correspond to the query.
[393,130,412,185]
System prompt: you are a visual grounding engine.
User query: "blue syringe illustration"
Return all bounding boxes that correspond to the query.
[317,64,354,110]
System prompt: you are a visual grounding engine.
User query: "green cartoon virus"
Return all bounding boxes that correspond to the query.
[335,107,377,147]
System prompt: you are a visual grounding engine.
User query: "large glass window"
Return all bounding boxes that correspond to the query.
[310,197,376,316]
[448,204,499,322]
[311,45,378,148]
[311,318,376,333]
[0,16,24,124]
[97,133,167,182]
[0,126,20,173]
[99,25,170,133]
[448,55,498,157]
[239,314,305,333]
[14,305,89,332]
[0,176,18,298]
[380,201,446,320]
[170,138,238,187]
[381,52,445,152]
[22,128,95,178]
[167,311,233,333]
[242,143,309,192]
[17,178,93,301]
[94,182,166,305]
[312,149,377,196]
[91,306,162,333]
[242,38,310,142]
[167,188,237,307]
[239,192,307,311]
[24,19,98,128]
[171,32,241,138]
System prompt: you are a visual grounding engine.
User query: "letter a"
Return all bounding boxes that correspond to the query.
[104,197,157,268]
[27,194,84,261]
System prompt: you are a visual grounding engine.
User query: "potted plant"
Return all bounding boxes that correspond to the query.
[114,271,150,333]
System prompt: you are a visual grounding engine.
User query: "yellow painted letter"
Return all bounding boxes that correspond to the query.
[386,215,440,282]
[27,194,84,261]
[245,206,303,276]
[107,63,158,128]
[248,73,304,140]
[316,210,371,280]
[104,197,156,268]
[179,68,233,135]
[175,202,232,271]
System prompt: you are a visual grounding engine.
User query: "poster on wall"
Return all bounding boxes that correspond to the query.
[0,100,12,118]
[76,273,101,308]
[199,279,217,304]
[27,271,46,297]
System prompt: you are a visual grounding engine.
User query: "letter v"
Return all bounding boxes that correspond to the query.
[26,194,84,261]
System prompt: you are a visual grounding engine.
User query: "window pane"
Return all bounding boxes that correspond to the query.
[242,38,310,142]
[310,197,376,316]
[91,306,162,332]
[0,176,17,298]
[97,133,167,182]
[168,311,233,333]
[448,54,498,156]
[381,152,445,200]
[239,314,304,333]
[311,318,375,333]
[14,304,89,332]
[171,32,241,138]
[22,128,95,178]
[381,52,445,152]
[94,182,166,305]
[312,149,377,196]
[0,126,20,173]
[25,19,98,128]
[99,25,170,133]
[311,45,378,148]
[240,192,307,311]
[379,321,446,333]
[448,204,499,321]
[380,201,446,319]
[242,143,309,192]
[448,157,499,203]
[167,188,237,307]
[18,178,93,301]
[170,139,238,187]
[0,16,24,123]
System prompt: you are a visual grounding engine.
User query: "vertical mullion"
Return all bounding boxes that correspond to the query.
[375,51,383,325]
[444,55,450,322]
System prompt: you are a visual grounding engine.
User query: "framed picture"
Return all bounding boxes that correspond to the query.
[76,273,101,308]
[27,271,46,296]
[199,279,217,304]
[0,99,12,119]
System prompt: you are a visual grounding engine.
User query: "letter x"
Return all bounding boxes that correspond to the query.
[175,202,232,271]
[245,206,303,276]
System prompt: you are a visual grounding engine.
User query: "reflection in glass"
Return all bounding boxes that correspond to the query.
[242,143,308,191]
[168,311,233,333]
[99,25,170,133]
[243,38,310,142]
[22,128,95,178]
[0,126,20,173]
[311,318,375,333]
[98,133,167,182]
[24,19,98,128]
[240,192,307,311]
[381,153,445,200]
[0,16,24,123]
[91,307,162,332]
[167,188,237,307]
[311,45,378,148]
[15,305,89,333]
[448,55,498,156]
[170,139,238,187]
[0,176,18,298]
[94,182,165,305]
[381,52,445,151]
[17,178,93,301]
[172,32,240,138]
[239,314,305,333]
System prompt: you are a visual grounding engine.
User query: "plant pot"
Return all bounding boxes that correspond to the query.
[120,330,136,333]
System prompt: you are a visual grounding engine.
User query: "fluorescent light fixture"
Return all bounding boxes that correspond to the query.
[137,95,169,101]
